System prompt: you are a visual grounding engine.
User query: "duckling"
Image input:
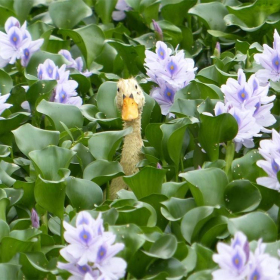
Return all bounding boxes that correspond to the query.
[109,78,145,199]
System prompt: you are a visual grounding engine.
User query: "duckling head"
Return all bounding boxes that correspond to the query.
[116,78,145,121]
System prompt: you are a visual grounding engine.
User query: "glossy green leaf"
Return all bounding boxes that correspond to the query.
[225,0,280,31]
[123,166,166,199]
[0,264,21,280]
[0,112,30,136]
[66,177,103,210]
[198,114,238,161]
[29,146,75,181]
[161,198,196,221]
[0,220,10,242]
[13,124,59,157]
[1,228,41,262]
[232,149,263,181]
[181,206,217,243]
[88,127,132,161]
[83,160,124,186]
[36,99,83,132]
[0,70,13,95]
[95,0,118,23]
[189,2,228,31]
[225,180,261,213]
[49,0,92,29]
[143,234,177,259]
[180,168,228,206]
[13,0,33,22]
[161,118,193,169]
[228,212,277,242]
[59,24,105,67]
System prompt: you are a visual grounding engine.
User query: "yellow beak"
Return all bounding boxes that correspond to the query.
[122,96,138,121]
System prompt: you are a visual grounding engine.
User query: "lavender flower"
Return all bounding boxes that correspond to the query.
[221,69,276,133]
[57,211,126,280]
[145,41,196,115]
[212,231,250,280]
[214,42,221,58]
[257,129,280,191]
[0,17,43,67]
[31,209,39,228]
[255,29,280,84]
[212,231,280,280]
[0,93,12,115]
[37,59,82,107]
[112,0,131,21]
[59,49,93,77]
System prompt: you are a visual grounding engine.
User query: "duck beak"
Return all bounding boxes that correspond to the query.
[122,94,138,121]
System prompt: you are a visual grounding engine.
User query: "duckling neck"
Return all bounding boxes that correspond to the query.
[120,116,143,175]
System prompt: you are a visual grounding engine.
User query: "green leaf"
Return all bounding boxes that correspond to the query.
[95,0,118,24]
[0,264,20,280]
[88,127,132,161]
[13,124,59,157]
[13,0,33,22]
[228,212,278,242]
[161,118,193,169]
[59,24,105,67]
[198,114,238,161]
[161,198,196,221]
[14,181,35,209]
[49,0,92,29]
[108,40,145,76]
[36,99,83,132]
[180,168,228,206]
[19,252,56,280]
[29,146,75,181]
[123,167,166,199]
[0,7,15,27]
[0,220,9,242]
[232,149,263,181]
[96,81,119,118]
[0,70,13,95]
[109,224,145,262]
[180,206,217,243]
[143,234,177,259]
[225,0,280,31]
[34,175,67,218]
[225,180,261,213]
[0,112,30,136]
[1,228,41,262]
[189,2,228,31]
[83,160,124,185]
[145,123,163,158]
[66,177,103,210]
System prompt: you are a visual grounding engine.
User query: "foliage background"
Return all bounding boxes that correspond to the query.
[0,0,279,279]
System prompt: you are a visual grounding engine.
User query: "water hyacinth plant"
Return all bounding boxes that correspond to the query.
[1,1,280,280]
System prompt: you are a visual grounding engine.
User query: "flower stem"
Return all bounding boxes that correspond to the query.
[225,140,235,176]
[60,218,65,245]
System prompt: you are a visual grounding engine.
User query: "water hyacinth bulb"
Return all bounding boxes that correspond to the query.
[57,211,127,280]
[31,209,39,228]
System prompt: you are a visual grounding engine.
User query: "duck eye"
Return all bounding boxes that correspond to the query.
[135,85,138,89]
[117,87,120,92]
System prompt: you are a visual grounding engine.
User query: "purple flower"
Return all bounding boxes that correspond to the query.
[112,0,131,21]
[255,29,280,84]
[257,129,280,191]
[212,232,250,280]
[150,82,176,115]
[0,17,43,67]
[212,232,280,280]
[145,41,196,115]
[0,93,12,116]
[214,42,221,58]
[221,69,276,133]
[37,59,82,107]
[58,211,126,280]
[152,20,163,41]
[59,49,93,77]
[31,209,39,228]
